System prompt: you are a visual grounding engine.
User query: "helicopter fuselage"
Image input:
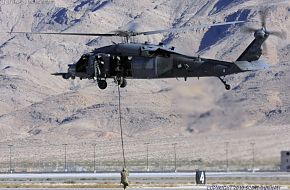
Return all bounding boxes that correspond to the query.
[63,43,242,80]
[56,30,269,91]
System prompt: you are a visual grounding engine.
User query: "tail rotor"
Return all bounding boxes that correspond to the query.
[242,7,286,39]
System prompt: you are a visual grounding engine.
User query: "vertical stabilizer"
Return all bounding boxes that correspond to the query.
[237,32,268,62]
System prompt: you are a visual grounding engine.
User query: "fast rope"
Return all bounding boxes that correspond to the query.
[118,84,126,168]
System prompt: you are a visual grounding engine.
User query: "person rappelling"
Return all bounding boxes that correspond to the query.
[120,167,129,189]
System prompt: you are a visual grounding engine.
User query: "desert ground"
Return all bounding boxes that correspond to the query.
[0,0,290,172]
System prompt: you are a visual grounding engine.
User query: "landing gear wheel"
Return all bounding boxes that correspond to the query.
[225,84,231,90]
[218,77,231,91]
[120,79,127,88]
[98,80,107,90]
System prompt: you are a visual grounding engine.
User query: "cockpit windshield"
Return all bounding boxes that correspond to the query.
[76,55,89,73]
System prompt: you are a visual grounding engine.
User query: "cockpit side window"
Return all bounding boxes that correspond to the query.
[76,55,89,72]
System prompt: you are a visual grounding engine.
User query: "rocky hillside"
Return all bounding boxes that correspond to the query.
[0,0,290,170]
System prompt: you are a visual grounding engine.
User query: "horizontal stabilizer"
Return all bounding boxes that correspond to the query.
[234,60,269,71]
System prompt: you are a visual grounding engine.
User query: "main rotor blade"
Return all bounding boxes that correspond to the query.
[136,20,247,36]
[9,31,118,37]
[9,20,247,38]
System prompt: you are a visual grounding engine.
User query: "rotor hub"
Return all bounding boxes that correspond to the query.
[254,29,268,39]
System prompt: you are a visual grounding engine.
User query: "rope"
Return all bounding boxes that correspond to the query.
[118,85,126,168]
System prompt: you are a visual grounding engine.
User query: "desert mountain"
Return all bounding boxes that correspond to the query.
[0,0,290,170]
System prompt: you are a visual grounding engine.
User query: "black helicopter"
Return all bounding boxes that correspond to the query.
[11,11,285,90]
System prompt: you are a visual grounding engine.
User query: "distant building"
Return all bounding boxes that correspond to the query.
[281,151,290,172]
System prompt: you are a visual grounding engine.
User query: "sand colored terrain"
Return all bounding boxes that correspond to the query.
[0,0,290,171]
